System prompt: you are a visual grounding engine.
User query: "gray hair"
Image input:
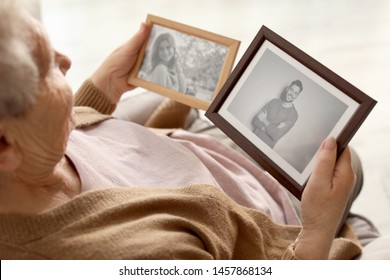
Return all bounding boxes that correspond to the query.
[0,0,40,118]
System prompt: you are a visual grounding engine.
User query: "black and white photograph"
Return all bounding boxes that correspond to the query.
[225,47,353,176]
[138,24,228,101]
[128,15,240,110]
[206,26,377,198]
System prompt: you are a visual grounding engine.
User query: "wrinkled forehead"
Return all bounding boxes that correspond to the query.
[21,11,53,79]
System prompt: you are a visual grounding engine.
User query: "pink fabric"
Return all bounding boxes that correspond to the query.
[66,119,300,225]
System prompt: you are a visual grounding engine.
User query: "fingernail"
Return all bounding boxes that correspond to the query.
[323,137,336,150]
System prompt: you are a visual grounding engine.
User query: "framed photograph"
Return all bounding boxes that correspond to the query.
[205,25,377,199]
[128,14,240,110]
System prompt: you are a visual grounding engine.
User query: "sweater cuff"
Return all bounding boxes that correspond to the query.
[282,231,301,260]
[282,243,298,260]
[74,79,117,115]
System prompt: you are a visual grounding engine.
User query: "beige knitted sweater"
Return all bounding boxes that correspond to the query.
[0,80,362,259]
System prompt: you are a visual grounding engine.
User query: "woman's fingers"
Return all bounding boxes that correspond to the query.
[306,137,337,191]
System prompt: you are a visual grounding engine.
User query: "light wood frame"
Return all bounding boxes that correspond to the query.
[128,14,240,110]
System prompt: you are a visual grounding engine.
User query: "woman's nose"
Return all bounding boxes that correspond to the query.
[56,51,72,75]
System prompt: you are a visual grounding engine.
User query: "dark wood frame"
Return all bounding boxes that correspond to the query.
[128,14,240,110]
[205,25,377,199]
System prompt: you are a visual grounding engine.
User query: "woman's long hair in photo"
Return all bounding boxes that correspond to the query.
[150,32,176,70]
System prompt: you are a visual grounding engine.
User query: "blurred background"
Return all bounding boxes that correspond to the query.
[34,0,389,234]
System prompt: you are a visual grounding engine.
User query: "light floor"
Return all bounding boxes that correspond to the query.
[39,0,390,235]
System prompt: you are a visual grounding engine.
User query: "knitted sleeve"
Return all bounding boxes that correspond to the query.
[282,244,298,259]
[74,79,117,115]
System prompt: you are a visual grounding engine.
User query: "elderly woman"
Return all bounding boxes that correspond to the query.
[0,1,364,260]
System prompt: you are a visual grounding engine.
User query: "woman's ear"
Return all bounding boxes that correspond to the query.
[0,122,23,172]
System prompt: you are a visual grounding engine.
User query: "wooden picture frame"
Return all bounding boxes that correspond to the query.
[205,25,377,199]
[128,14,240,110]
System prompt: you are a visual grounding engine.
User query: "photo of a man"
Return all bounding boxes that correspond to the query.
[252,80,303,148]
[225,47,349,174]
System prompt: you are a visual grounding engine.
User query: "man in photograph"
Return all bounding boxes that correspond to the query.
[252,80,303,148]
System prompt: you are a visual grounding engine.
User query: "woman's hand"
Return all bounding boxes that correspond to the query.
[90,23,149,104]
[294,137,356,259]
